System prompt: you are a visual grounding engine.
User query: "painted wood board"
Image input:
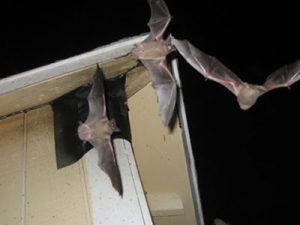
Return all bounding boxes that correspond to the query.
[0,114,24,225]
[172,60,205,225]
[0,34,147,94]
[0,36,203,225]
[24,106,92,225]
[0,105,154,225]
[128,82,198,225]
[84,139,153,225]
[0,34,149,118]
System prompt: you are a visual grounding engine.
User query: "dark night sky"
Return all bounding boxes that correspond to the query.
[0,1,299,225]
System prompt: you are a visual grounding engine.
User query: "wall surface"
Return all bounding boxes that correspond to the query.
[0,85,199,225]
[0,107,92,225]
[128,83,198,225]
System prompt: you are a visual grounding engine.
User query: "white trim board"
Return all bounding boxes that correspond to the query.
[0,34,148,95]
[84,139,153,225]
[172,59,205,225]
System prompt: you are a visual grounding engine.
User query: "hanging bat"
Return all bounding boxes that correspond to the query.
[77,67,123,196]
[132,0,177,126]
[172,37,300,109]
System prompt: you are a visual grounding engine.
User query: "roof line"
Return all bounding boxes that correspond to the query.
[0,34,147,94]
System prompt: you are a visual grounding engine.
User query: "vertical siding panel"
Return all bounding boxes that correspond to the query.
[84,139,153,225]
[0,114,24,225]
[25,106,91,225]
[128,84,197,225]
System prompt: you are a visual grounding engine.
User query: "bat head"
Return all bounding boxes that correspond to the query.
[237,83,266,110]
[107,118,120,133]
[77,123,92,141]
[132,41,172,60]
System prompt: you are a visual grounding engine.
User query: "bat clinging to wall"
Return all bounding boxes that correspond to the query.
[77,67,123,196]
[172,37,300,109]
[132,0,177,126]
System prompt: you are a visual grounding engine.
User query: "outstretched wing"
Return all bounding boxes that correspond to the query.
[89,139,123,196]
[146,0,172,41]
[172,38,243,96]
[264,59,300,90]
[85,66,107,123]
[142,59,177,126]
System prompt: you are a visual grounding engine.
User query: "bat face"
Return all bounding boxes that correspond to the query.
[78,118,119,141]
[78,123,92,140]
[236,84,266,110]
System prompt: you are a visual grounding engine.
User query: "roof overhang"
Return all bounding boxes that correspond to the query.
[0,34,150,117]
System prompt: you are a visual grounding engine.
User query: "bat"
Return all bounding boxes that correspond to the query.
[77,66,123,196]
[132,0,177,126]
[172,37,300,110]
[214,218,229,225]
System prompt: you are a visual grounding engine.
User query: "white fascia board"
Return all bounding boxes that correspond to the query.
[84,139,153,225]
[172,59,205,225]
[0,34,148,95]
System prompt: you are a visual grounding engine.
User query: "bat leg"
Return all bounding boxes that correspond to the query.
[107,140,115,157]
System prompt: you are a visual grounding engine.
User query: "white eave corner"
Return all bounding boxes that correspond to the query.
[0,34,148,95]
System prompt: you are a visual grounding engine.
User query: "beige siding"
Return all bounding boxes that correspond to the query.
[128,83,197,225]
[0,85,198,225]
[0,106,92,225]
[0,114,24,225]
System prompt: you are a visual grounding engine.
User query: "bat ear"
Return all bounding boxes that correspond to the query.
[114,126,121,132]
[110,118,120,132]
[166,35,175,51]
[166,34,172,42]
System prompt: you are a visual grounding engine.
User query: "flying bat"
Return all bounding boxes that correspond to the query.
[172,37,300,110]
[77,67,123,196]
[132,0,177,126]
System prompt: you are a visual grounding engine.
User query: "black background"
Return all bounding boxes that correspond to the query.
[0,1,299,225]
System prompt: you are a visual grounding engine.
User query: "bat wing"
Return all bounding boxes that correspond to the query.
[264,59,300,90]
[85,67,107,123]
[146,0,172,41]
[142,59,177,126]
[172,38,243,96]
[89,139,123,196]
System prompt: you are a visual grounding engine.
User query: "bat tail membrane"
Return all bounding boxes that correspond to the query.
[93,139,123,197]
[99,159,123,196]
